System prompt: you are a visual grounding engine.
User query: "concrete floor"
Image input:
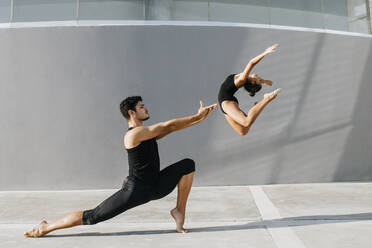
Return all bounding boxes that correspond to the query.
[1,182,372,248]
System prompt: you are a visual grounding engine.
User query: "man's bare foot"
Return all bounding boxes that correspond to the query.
[170,208,188,233]
[24,220,49,238]
[264,88,282,100]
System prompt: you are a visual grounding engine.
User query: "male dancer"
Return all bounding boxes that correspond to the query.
[24,96,217,237]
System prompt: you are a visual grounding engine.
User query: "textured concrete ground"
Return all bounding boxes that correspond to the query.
[1,183,372,248]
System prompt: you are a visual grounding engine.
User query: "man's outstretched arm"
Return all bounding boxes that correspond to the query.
[129,101,217,145]
[156,101,217,140]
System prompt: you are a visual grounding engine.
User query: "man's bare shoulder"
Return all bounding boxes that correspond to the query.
[124,122,170,148]
[124,126,148,149]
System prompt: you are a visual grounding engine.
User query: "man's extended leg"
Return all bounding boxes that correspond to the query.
[151,158,195,233]
[24,211,83,238]
[25,180,151,238]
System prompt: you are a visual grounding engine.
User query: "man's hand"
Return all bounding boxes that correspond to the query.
[198,101,218,120]
[264,44,279,55]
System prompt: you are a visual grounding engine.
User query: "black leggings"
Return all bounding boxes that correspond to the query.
[82,158,195,225]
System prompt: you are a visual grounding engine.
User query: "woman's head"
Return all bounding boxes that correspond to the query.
[243,76,262,97]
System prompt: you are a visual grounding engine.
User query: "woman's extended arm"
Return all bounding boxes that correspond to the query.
[235,44,278,86]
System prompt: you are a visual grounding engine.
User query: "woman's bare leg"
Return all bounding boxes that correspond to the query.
[225,114,250,136]
[170,172,194,233]
[245,89,280,125]
[24,211,83,238]
[222,88,281,135]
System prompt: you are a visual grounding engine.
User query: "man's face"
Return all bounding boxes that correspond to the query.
[134,101,149,121]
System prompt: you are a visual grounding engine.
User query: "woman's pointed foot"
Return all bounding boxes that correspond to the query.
[264,88,282,100]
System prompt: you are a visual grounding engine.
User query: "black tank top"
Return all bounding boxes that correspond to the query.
[125,127,160,185]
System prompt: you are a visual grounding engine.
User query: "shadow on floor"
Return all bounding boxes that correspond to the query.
[44,212,372,238]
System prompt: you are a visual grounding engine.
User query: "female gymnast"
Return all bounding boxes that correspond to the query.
[218,44,282,136]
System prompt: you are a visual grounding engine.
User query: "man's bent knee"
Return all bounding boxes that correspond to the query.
[181,158,195,175]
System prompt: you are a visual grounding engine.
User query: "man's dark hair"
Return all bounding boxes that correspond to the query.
[120,96,142,120]
[243,78,262,97]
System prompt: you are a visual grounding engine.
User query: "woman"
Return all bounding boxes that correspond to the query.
[218,44,281,136]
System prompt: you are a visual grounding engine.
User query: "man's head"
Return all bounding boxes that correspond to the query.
[120,96,149,121]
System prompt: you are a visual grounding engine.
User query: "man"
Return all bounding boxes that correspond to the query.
[24,96,217,237]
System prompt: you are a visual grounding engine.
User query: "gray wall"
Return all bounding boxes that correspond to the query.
[0,24,371,190]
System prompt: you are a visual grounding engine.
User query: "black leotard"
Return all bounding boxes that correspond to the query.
[82,127,195,225]
[218,74,239,114]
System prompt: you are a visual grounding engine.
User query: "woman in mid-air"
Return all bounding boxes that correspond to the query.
[218,44,282,136]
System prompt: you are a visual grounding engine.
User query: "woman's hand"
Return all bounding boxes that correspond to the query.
[264,44,279,55]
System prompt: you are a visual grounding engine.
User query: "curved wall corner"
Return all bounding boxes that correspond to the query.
[0,24,371,190]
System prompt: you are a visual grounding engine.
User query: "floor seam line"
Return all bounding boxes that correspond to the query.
[249,186,307,248]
